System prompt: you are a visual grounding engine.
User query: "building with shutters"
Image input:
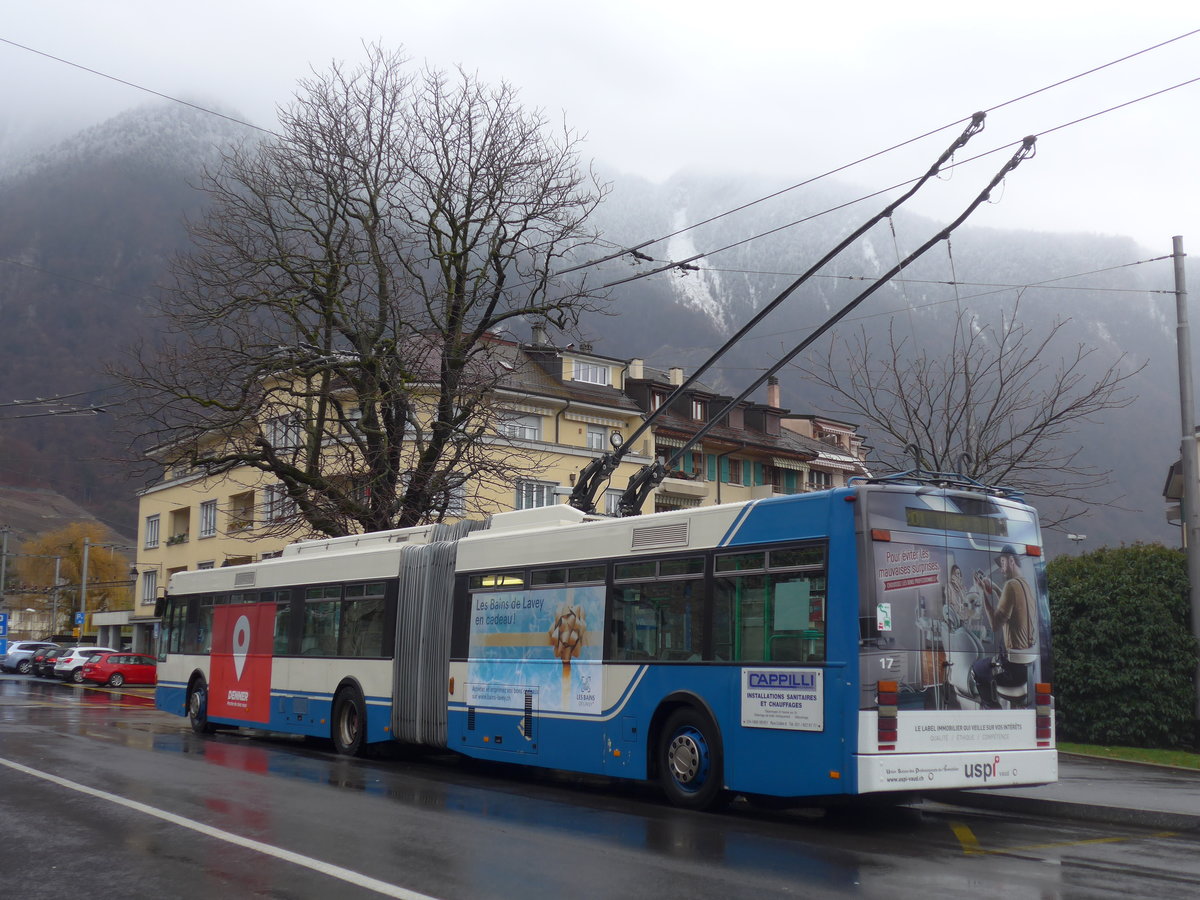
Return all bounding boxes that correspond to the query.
[129,335,868,652]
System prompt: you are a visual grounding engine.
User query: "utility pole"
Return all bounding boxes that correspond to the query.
[1172,235,1200,722]
[52,556,61,638]
[80,536,90,640]
[0,525,9,613]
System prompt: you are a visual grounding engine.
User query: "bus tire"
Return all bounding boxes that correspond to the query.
[188,678,217,735]
[332,685,367,757]
[658,707,729,811]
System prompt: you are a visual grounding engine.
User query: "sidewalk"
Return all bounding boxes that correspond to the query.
[928,754,1200,830]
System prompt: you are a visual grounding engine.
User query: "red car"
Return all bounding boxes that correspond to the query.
[79,652,158,687]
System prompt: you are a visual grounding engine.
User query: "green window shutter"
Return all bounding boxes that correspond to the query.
[707,454,717,481]
[753,462,764,486]
[785,470,797,493]
[720,456,730,483]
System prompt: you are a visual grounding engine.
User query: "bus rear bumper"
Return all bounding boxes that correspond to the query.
[857,748,1058,793]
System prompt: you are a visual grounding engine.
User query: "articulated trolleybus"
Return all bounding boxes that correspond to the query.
[156,472,1055,809]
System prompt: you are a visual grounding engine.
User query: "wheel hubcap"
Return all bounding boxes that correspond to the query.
[340,704,359,745]
[667,727,709,788]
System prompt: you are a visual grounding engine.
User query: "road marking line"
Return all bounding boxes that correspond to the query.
[984,832,1178,854]
[951,821,984,854]
[0,755,440,900]
[950,819,1177,856]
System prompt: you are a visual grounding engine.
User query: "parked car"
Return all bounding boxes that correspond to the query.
[1,641,60,675]
[53,646,119,683]
[31,646,64,677]
[80,652,157,687]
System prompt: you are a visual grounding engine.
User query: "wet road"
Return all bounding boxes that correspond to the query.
[2,674,1198,899]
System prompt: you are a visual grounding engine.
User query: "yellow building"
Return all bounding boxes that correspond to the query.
[129,336,867,652]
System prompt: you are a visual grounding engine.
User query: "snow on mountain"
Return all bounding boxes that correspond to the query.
[664,207,730,333]
[0,104,1187,552]
[4,99,252,183]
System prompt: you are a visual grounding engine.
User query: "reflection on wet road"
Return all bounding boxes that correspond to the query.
[2,675,1198,899]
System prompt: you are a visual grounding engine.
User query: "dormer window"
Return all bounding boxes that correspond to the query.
[691,399,706,421]
[574,362,610,385]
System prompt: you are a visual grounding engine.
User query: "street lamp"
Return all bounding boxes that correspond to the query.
[1067,534,1087,552]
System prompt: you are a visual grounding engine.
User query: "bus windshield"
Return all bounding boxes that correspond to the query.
[859,486,1051,711]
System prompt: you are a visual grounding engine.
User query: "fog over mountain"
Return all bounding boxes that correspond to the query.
[0,103,1185,554]
[586,170,1182,556]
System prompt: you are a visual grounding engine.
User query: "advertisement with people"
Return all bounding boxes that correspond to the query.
[870,540,1050,710]
[466,585,605,715]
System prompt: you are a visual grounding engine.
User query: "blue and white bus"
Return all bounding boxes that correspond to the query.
[155,474,1056,809]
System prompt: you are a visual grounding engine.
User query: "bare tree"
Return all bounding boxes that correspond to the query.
[119,47,608,535]
[801,296,1143,525]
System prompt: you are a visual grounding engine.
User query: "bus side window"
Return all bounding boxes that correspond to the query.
[340,583,386,657]
[196,600,214,655]
[303,586,342,656]
[714,545,826,663]
[610,556,705,663]
[609,587,655,660]
[274,603,291,655]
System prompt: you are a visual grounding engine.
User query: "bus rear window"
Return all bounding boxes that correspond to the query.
[905,507,1008,536]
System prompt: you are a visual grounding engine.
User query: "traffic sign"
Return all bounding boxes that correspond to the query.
[74,612,85,626]
[0,612,8,636]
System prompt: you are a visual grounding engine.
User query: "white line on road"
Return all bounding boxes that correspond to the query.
[0,755,441,900]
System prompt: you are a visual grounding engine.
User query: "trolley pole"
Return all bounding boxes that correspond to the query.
[1172,236,1200,722]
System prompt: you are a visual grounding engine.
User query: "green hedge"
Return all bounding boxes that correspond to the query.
[1047,544,1197,748]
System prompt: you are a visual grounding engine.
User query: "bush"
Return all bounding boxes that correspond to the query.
[1048,544,1196,748]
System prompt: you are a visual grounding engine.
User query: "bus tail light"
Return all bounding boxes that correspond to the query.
[877,680,898,749]
[1035,683,1053,744]
[1025,545,1043,557]
[871,529,892,542]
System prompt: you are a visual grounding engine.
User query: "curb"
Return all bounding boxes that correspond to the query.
[1058,750,1200,775]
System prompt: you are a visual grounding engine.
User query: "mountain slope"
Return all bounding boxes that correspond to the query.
[0,108,1185,555]
[588,170,1183,555]
[0,102,252,528]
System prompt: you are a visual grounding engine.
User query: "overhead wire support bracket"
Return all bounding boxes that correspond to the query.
[567,112,989,515]
[616,133,1037,517]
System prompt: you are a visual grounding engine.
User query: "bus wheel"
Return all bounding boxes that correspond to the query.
[332,686,367,757]
[658,707,729,811]
[188,679,217,735]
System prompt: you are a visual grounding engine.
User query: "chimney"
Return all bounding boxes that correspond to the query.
[580,341,593,353]
[669,366,685,386]
[531,321,547,346]
[628,358,644,379]
[767,375,781,409]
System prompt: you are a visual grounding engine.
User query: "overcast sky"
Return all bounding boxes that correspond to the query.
[2,1,1199,252]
